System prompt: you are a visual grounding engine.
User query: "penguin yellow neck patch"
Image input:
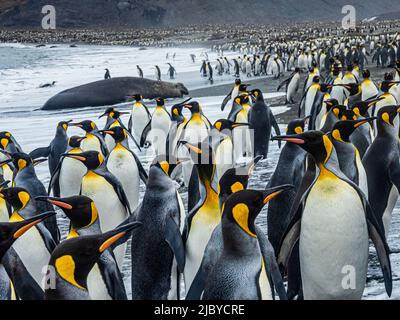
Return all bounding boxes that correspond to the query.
[55,255,86,290]
[232,203,256,238]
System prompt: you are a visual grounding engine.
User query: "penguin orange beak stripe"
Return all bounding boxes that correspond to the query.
[263,191,283,204]
[279,137,305,144]
[13,211,56,239]
[65,154,86,161]
[48,200,73,210]
[99,232,126,253]
[231,123,249,128]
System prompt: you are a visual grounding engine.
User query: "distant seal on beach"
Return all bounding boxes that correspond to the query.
[41,77,189,110]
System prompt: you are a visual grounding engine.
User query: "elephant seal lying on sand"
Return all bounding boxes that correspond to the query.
[41,77,189,110]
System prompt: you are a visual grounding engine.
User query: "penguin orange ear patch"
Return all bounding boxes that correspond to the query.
[382,112,391,125]
[214,122,222,131]
[294,126,303,134]
[232,203,256,238]
[230,182,244,194]
[55,255,86,290]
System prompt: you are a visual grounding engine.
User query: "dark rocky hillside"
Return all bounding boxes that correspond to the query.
[1,0,400,28]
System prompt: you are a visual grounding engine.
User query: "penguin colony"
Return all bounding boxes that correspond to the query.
[2,26,400,301]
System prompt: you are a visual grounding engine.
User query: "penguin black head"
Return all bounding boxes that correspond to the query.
[152,154,183,177]
[377,105,400,127]
[183,101,201,114]
[320,83,333,93]
[99,127,127,143]
[238,84,250,92]
[0,211,56,261]
[338,83,361,96]
[339,109,358,121]
[324,99,339,110]
[233,94,251,106]
[362,69,371,79]
[384,72,394,81]
[223,186,293,238]
[312,76,320,83]
[294,67,300,73]
[351,97,386,117]
[48,222,141,291]
[179,141,215,180]
[218,156,262,207]
[57,121,71,132]
[331,118,377,143]
[62,151,104,170]
[286,117,308,135]
[234,79,241,86]
[171,104,184,118]
[98,107,115,119]
[272,131,333,165]
[213,119,249,132]
[396,60,400,69]
[380,81,400,93]
[68,136,84,149]
[35,195,97,230]
[11,153,36,172]
[70,120,97,133]
[156,98,165,107]
[0,187,31,211]
[250,89,264,101]
[133,94,142,102]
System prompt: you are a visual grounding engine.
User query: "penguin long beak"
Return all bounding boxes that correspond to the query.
[178,141,202,154]
[35,196,73,210]
[32,158,47,167]
[61,153,87,161]
[98,130,115,135]
[271,134,305,145]
[69,123,83,128]
[262,184,294,205]
[231,122,250,128]
[353,117,377,128]
[99,222,142,253]
[0,180,10,189]
[367,96,386,107]
[12,211,57,239]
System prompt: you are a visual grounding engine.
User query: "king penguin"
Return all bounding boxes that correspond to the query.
[363,105,400,238]
[44,222,141,300]
[70,120,109,158]
[274,131,392,299]
[62,150,131,269]
[248,89,281,158]
[48,136,86,197]
[128,94,151,143]
[11,152,59,242]
[329,118,376,196]
[140,98,172,156]
[100,126,148,213]
[202,187,292,300]
[35,195,128,300]
[0,186,57,299]
[131,156,185,300]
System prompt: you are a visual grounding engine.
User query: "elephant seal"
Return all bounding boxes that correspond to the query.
[41,77,189,110]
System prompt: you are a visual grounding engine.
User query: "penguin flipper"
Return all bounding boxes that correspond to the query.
[389,159,400,193]
[221,91,232,111]
[29,146,51,160]
[277,77,290,92]
[164,213,185,273]
[269,110,281,148]
[98,251,128,300]
[255,225,287,301]
[131,152,148,183]
[36,223,58,252]
[100,169,132,215]
[94,132,109,157]
[128,116,133,133]
[118,119,142,152]
[140,121,152,148]
[47,158,63,195]
[367,214,393,297]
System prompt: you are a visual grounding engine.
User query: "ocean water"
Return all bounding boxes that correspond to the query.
[0,43,398,299]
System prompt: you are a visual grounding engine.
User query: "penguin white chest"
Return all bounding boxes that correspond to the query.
[81,172,127,232]
[12,226,51,288]
[300,174,369,300]
[81,135,102,154]
[59,157,86,197]
[107,147,140,212]
[131,105,150,140]
[87,263,112,300]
